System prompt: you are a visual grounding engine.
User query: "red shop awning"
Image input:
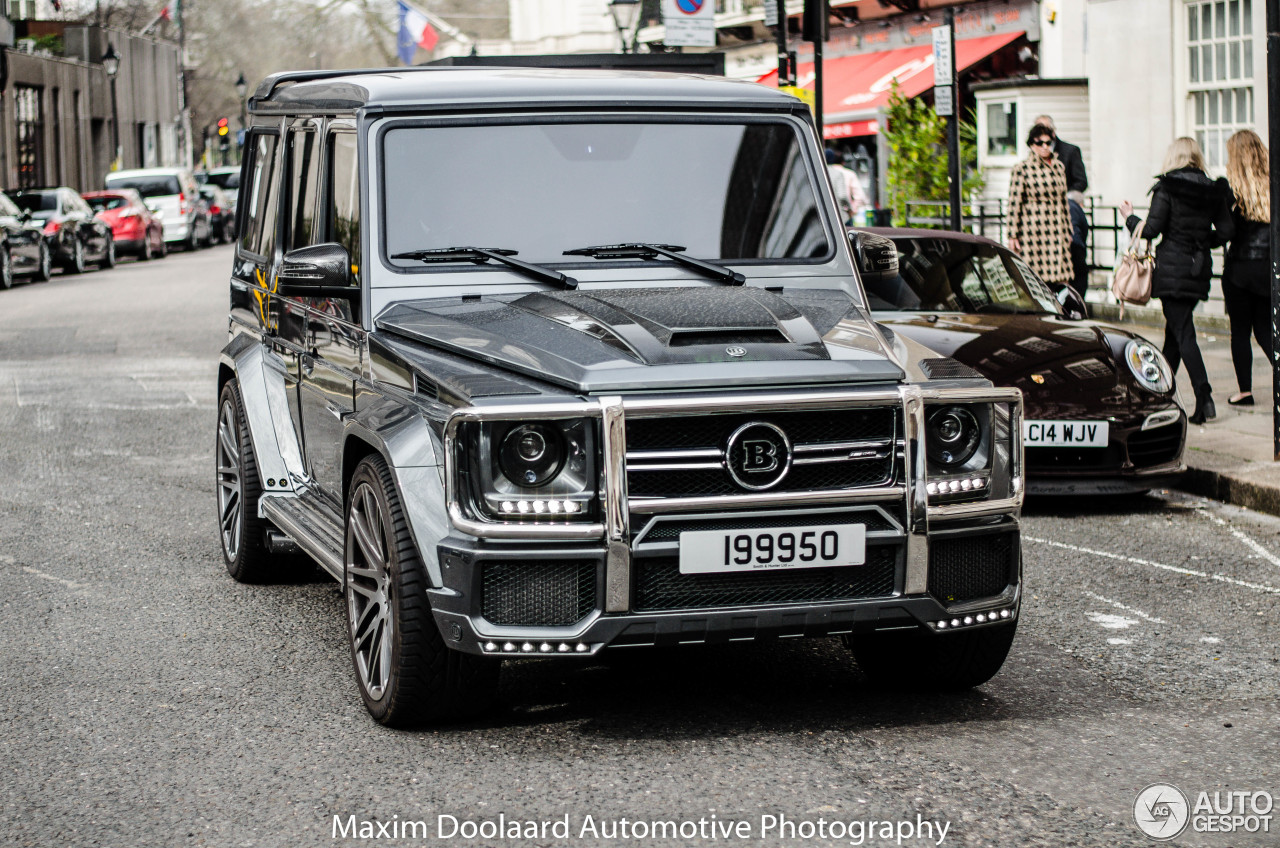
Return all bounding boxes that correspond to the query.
[759,30,1024,131]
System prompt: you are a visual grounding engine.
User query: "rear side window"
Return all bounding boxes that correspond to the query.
[239,133,280,257]
[107,175,181,198]
[327,132,360,272]
[286,128,320,252]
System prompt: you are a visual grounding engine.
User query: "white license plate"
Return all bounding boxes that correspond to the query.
[1022,419,1109,447]
[678,524,866,575]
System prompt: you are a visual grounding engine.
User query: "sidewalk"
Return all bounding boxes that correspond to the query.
[1097,305,1280,515]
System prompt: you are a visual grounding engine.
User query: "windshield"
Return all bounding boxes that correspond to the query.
[106,175,181,198]
[13,192,57,219]
[381,120,831,269]
[87,194,128,212]
[864,237,1062,315]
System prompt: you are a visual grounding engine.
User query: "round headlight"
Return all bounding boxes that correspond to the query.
[499,423,565,487]
[926,406,981,467]
[1124,339,1173,393]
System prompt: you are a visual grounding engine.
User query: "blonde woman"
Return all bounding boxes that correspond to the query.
[1120,138,1234,424]
[1006,124,1073,287]
[1222,129,1271,406]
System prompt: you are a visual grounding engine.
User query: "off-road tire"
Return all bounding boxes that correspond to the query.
[345,455,499,727]
[844,620,1017,690]
[217,379,273,582]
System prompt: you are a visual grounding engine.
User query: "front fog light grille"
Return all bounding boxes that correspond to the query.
[480,560,596,627]
[928,533,1016,605]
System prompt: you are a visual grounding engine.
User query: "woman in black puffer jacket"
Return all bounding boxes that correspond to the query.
[1121,137,1234,424]
[1221,129,1271,406]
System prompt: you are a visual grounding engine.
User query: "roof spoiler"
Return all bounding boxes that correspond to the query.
[250,67,442,110]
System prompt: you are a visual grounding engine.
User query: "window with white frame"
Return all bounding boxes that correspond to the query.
[1187,0,1255,169]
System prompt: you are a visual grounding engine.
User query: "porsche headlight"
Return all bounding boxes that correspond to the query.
[460,418,597,521]
[1124,340,1173,394]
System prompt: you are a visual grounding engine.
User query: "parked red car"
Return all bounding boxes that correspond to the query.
[83,189,166,261]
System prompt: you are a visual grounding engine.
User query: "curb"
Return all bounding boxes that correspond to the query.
[1178,465,1280,518]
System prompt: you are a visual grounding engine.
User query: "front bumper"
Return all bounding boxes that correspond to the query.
[1024,408,1186,494]
[427,386,1025,657]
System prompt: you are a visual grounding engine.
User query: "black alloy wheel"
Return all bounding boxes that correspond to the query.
[344,455,499,727]
[216,379,273,582]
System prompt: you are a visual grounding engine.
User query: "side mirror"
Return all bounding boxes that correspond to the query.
[848,229,899,283]
[277,243,356,298]
[1056,285,1088,320]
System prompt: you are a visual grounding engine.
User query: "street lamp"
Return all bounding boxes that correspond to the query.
[608,0,641,54]
[102,43,121,171]
[235,72,248,131]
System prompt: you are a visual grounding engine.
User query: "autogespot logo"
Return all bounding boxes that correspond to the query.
[1134,784,1190,840]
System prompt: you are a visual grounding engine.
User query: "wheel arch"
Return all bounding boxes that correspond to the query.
[343,399,448,588]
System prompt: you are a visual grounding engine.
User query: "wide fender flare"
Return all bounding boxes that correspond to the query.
[344,395,448,588]
[218,334,306,495]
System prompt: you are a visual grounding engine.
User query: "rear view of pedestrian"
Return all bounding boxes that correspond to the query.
[1221,129,1272,406]
[826,148,870,226]
[1006,124,1073,289]
[1120,137,1234,425]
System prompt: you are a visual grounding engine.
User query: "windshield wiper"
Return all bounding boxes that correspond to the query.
[390,247,578,290]
[564,243,745,286]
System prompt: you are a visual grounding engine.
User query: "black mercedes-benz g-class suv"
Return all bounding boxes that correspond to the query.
[216,67,1024,726]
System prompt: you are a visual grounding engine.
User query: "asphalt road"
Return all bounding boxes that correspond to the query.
[1,249,1277,848]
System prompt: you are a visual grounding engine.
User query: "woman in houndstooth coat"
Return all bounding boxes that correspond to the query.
[1006,124,1073,286]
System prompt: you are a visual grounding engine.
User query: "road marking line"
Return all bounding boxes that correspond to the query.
[1197,510,1280,569]
[1081,591,1167,624]
[1086,612,1137,629]
[1025,536,1280,595]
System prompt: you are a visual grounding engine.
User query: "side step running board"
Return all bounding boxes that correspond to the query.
[260,494,344,581]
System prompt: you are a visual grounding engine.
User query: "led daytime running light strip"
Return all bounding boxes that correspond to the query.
[931,608,1013,630]
[925,476,988,496]
[498,499,583,515]
[482,640,592,654]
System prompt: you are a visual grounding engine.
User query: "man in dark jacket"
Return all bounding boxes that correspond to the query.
[1035,115,1090,297]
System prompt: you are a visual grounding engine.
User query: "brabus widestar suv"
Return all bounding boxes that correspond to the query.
[215,67,1025,726]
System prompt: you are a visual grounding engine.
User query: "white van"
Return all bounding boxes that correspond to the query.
[104,167,212,249]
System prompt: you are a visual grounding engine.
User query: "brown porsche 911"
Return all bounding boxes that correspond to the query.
[861,228,1186,495]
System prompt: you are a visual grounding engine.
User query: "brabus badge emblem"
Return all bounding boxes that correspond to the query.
[726,346,747,358]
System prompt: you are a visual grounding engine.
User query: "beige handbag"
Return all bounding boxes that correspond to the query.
[1111,219,1154,310]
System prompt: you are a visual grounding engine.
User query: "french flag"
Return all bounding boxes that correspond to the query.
[397,2,439,65]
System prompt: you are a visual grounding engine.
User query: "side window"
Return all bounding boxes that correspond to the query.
[327,132,360,274]
[286,128,320,252]
[239,132,280,257]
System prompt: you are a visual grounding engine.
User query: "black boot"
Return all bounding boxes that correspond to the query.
[1189,385,1216,425]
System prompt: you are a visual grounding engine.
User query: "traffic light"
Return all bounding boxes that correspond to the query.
[217,117,229,137]
[802,0,828,43]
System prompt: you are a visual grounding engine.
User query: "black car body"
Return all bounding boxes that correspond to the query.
[862,228,1186,495]
[12,187,114,273]
[215,67,1025,726]
[0,190,52,287]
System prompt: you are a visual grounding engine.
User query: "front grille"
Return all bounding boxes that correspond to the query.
[626,407,898,498]
[637,509,898,543]
[632,546,898,612]
[1127,424,1183,468]
[480,561,596,627]
[928,533,1016,605]
[1025,444,1124,472]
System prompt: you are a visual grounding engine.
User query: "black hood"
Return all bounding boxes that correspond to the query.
[375,286,904,393]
